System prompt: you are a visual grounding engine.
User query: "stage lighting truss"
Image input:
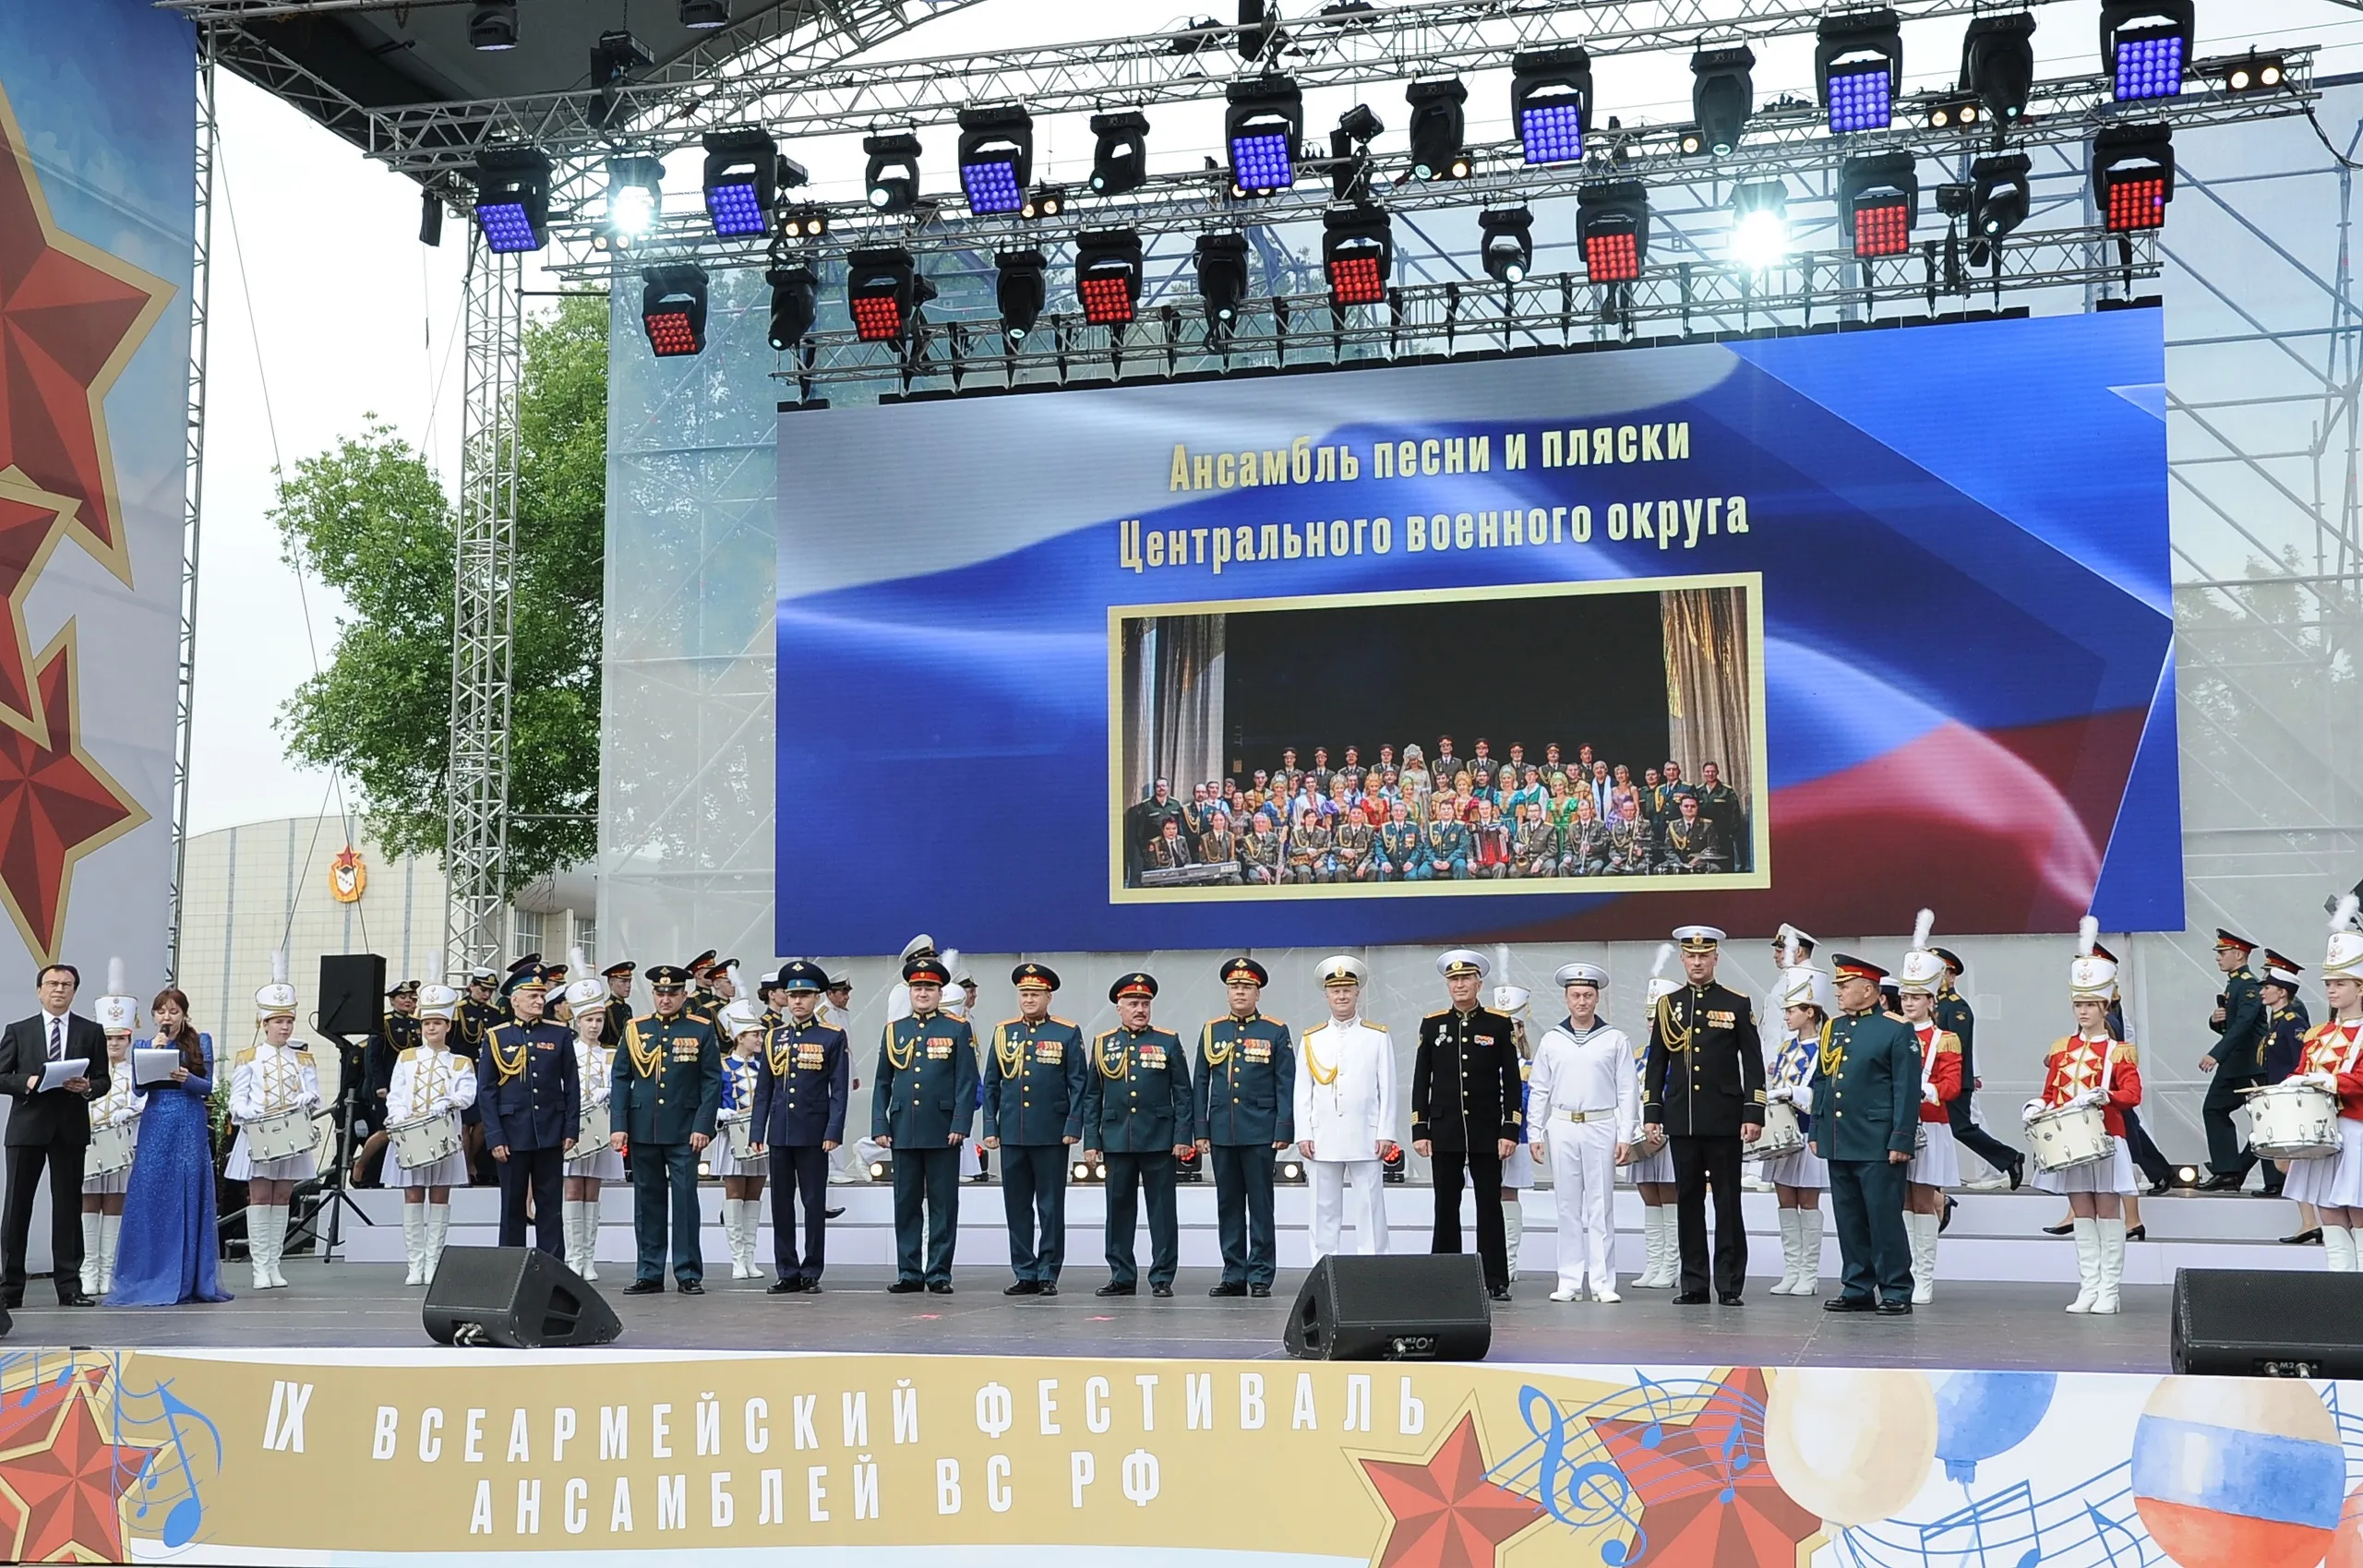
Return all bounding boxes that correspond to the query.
[1076,228,1146,325]
[1727,177,1790,272]
[605,154,665,245]
[846,245,926,341]
[1578,178,1649,283]
[1691,43,1757,157]
[1918,92,1985,131]
[864,130,923,213]
[1090,110,1151,196]
[1817,9,1902,134]
[2094,121,2174,232]
[2102,0,2191,102]
[1407,77,1473,181]
[996,248,1050,341]
[1194,231,1252,330]
[1511,46,1591,166]
[958,105,1034,216]
[779,204,831,240]
[2218,52,2287,93]
[1323,204,1392,305]
[1841,150,1918,258]
[1228,76,1304,197]
[1022,184,1068,220]
[766,263,818,350]
[1961,11,2036,126]
[1969,151,2031,244]
[473,148,551,253]
[702,128,778,238]
[641,263,709,357]
[1480,207,1534,283]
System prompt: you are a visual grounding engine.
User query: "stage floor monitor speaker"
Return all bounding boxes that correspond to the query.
[318,952,387,1039]
[424,1246,622,1349]
[1283,1253,1491,1360]
[2172,1267,2363,1377]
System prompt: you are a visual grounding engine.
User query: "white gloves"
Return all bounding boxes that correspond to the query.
[2021,1098,2047,1122]
[2076,1088,2108,1109]
[429,1097,452,1116]
[2308,1071,2339,1092]
[108,1107,134,1126]
[1921,1083,1941,1105]
[594,1090,612,1108]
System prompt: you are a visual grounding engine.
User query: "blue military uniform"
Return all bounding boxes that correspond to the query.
[983,963,1088,1294]
[475,987,582,1260]
[2249,952,2311,1198]
[611,966,723,1291]
[2201,930,2270,1186]
[751,962,849,1292]
[1193,956,1294,1295]
[1810,957,1922,1311]
[873,953,979,1292]
[1079,973,1193,1294]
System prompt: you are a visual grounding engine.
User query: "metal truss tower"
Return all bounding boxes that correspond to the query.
[165,44,217,985]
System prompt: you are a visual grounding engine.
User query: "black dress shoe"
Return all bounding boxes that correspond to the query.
[2008,1155,2026,1191]
[1208,1281,1248,1298]
[1004,1280,1042,1296]
[1877,1299,1913,1315]
[886,1279,924,1294]
[2042,1220,2074,1237]
[1673,1290,1710,1305]
[1718,1293,1745,1306]
[825,1207,846,1219]
[1488,1287,1512,1302]
[55,1288,97,1308]
[2283,1228,2323,1245]
[927,1280,954,1295]
[767,1277,804,1295]
[678,1279,704,1295]
[801,1279,823,1294]
[1095,1281,1135,1297]
[1151,1282,1173,1298]
[1249,1284,1270,1298]
[2143,1178,2172,1197]
[1824,1295,1875,1312]
[2196,1173,2245,1192]
[623,1279,665,1295]
[1038,1283,1058,1297]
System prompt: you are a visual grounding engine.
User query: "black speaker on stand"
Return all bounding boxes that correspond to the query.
[1283,1253,1492,1360]
[300,952,388,1263]
[426,1247,622,1348]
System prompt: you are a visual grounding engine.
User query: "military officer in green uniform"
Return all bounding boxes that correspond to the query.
[1810,955,1921,1314]
[608,964,723,1294]
[1641,925,1765,1304]
[1194,957,1294,1298]
[1377,800,1423,881]
[982,963,1086,1297]
[1080,973,1194,1298]
[2198,928,2269,1189]
[1421,800,1472,880]
[873,952,978,1295]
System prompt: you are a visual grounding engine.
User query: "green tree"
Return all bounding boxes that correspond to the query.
[273,293,607,891]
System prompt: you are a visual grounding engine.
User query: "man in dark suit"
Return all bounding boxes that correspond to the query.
[1411,950,1526,1301]
[1642,926,1766,1305]
[1,964,109,1307]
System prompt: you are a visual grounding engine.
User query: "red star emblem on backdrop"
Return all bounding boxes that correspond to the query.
[0,625,149,960]
[1360,1411,1548,1568]
[1588,1369,1822,1568]
[0,475,73,739]
[0,1365,158,1562]
[0,79,173,586]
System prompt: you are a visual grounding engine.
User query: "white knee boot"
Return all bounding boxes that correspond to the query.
[2325,1227,2357,1272]
[578,1200,602,1281]
[99,1213,121,1294]
[1912,1211,1938,1306]
[2067,1217,2100,1313]
[402,1202,428,1287]
[2092,1217,2126,1314]
[424,1205,449,1285]
[1769,1209,1802,1294]
[80,1213,102,1294]
[732,1200,761,1279]
[1503,1204,1524,1281]
[562,1203,589,1275]
[1639,1206,1675,1287]
[1796,1205,1825,1297]
[249,1206,284,1290]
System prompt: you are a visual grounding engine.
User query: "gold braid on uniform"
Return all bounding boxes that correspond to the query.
[993,1023,1026,1077]
[1303,1034,1340,1085]
[487,1024,529,1084]
[767,1029,796,1077]
[1202,1020,1235,1068]
[884,1023,917,1071]
[1815,1018,1842,1078]
[624,1019,663,1080]
[1655,992,1695,1055]
[1098,1034,1132,1080]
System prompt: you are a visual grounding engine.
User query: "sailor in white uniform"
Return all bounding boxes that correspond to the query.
[1293,954,1396,1260]
[1528,962,1638,1302]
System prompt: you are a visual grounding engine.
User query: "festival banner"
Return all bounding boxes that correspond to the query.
[6,1344,2357,1563]
[777,308,2177,955]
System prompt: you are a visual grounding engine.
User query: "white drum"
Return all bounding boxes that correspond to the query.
[569,1098,611,1162]
[389,1113,461,1169]
[723,1112,754,1159]
[2026,1103,2111,1173]
[87,1119,138,1178]
[2247,1081,2341,1159]
[244,1107,316,1163]
[1750,1100,1805,1159]
[1617,1126,1666,1167]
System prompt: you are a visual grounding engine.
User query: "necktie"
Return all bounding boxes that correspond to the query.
[48,1016,61,1061]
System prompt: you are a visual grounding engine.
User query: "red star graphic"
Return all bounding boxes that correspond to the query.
[0,625,148,961]
[1361,1412,1547,1568]
[0,1366,157,1562]
[0,79,173,584]
[0,474,73,739]
[1589,1369,1821,1568]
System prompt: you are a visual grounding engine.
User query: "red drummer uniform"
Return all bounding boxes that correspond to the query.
[2035,1035,2142,1132]
[1911,1023,1963,1123]
[2292,1019,2363,1117]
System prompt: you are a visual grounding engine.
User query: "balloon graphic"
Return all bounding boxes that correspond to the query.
[2130,1377,2342,1568]
[1932,1371,2057,1483]
[2332,1484,2363,1568]
[1762,1368,1938,1526]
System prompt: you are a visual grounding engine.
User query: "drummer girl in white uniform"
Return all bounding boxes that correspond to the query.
[1492,983,1536,1283]
[2022,918,2141,1315]
[712,999,770,1280]
[561,964,623,1281]
[81,968,144,1296]
[1625,944,1682,1289]
[1897,913,1963,1306]
[2285,893,2363,1271]
[1761,953,1831,1297]
[226,950,322,1291]
[385,983,476,1286]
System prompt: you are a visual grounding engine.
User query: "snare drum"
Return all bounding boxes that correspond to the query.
[2247,1081,2341,1159]
[1750,1100,1805,1159]
[389,1113,461,1169]
[1616,1127,1666,1167]
[723,1112,754,1160]
[2025,1103,2112,1173]
[569,1098,611,1162]
[244,1107,316,1164]
[87,1118,138,1178]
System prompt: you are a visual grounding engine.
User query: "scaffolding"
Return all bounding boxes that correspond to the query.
[165,46,217,986]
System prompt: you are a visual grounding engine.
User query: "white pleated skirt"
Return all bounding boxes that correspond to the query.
[225,1132,318,1184]
[2029,1133,2136,1195]
[386,1149,470,1188]
[705,1126,760,1179]
[567,1143,625,1180]
[1907,1119,1960,1188]
[1503,1141,1538,1189]
[1625,1139,1675,1185]
[1760,1143,1829,1188]
[82,1166,131,1196]
[2283,1119,2363,1209]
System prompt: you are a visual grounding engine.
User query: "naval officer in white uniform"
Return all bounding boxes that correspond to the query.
[1293,954,1397,1260]
[1529,962,1638,1303]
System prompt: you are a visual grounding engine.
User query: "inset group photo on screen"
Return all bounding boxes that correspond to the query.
[1110,575,1767,900]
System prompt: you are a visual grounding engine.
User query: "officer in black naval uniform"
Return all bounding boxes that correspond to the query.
[1641,925,1765,1304]
[1080,973,1194,1298]
[750,961,848,1294]
[1411,949,1526,1301]
[1929,948,2026,1190]
[609,964,722,1294]
[684,951,721,1023]
[362,980,423,1135]
[2198,928,2270,1190]
[1810,955,1921,1314]
[600,960,637,1048]
[1194,956,1294,1299]
[983,963,1087,1297]
[2250,950,2311,1201]
[873,952,978,1295]
[476,967,581,1258]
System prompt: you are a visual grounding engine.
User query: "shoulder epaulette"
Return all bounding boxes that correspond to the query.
[398,1047,421,1064]
[2110,1040,2141,1063]
[1051,1015,1077,1028]
[1932,1031,1961,1054]
[1366,1021,1388,1031]
[997,1016,1025,1030]
[291,1047,314,1059]
[234,1047,258,1067]
[1423,1008,1450,1020]
[1264,1015,1287,1029]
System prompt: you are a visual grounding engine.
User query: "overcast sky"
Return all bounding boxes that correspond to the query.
[186,0,2363,838]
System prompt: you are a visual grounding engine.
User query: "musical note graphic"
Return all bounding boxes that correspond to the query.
[100,1352,224,1553]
